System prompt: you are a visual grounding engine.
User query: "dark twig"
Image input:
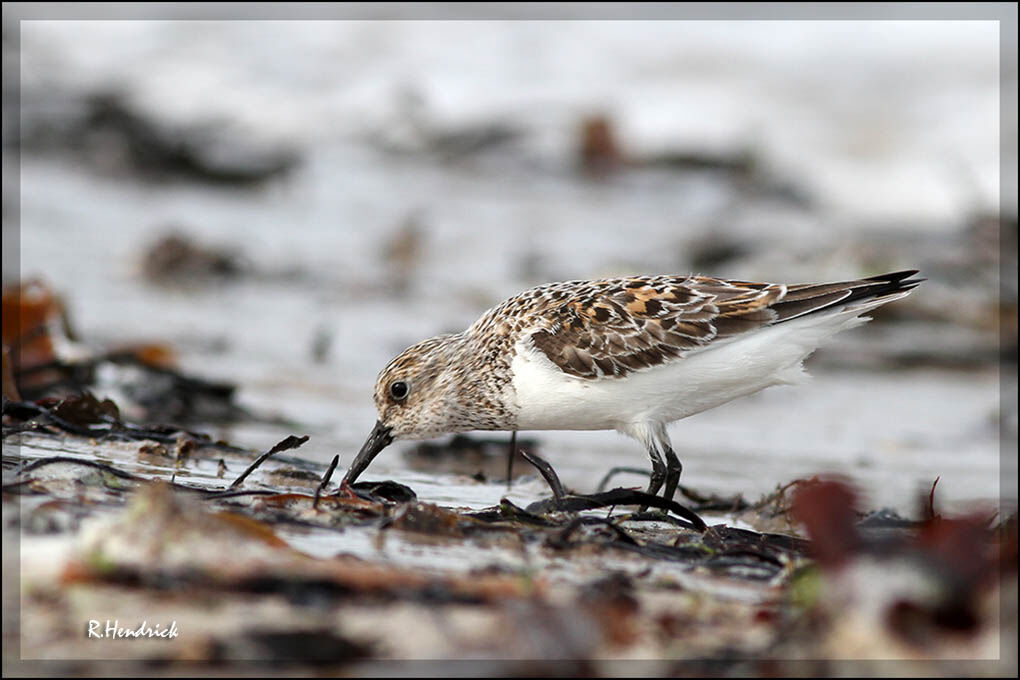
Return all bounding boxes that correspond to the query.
[519,448,565,500]
[314,454,340,509]
[199,489,286,500]
[17,455,144,481]
[11,455,228,497]
[596,466,649,492]
[594,465,747,512]
[505,431,517,490]
[230,435,309,489]
[676,485,750,512]
[527,488,707,532]
[927,476,941,521]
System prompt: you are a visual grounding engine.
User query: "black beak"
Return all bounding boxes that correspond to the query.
[342,420,394,485]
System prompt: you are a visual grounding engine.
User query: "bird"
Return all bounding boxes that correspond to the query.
[342,270,922,503]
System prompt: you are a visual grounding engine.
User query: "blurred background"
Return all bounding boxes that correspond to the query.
[5,13,1015,514]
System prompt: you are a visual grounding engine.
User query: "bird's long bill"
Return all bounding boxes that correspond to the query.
[342,420,394,485]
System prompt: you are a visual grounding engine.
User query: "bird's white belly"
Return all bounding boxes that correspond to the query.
[509,309,868,432]
[510,348,783,432]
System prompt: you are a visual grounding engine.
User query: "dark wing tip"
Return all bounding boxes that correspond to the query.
[863,269,925,294]
[867,269,918,279]
[864,269,921,283]
[900,277,926,289]
[772,270,922,324]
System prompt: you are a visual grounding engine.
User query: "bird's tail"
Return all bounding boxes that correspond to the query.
[770,270,924,324]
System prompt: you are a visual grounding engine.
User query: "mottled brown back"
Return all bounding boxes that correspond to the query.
[471,271,920,380]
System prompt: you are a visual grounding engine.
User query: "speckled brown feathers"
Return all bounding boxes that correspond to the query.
[472,271,921,380]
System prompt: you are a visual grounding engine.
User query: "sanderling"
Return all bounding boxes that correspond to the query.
[343,270,922,502]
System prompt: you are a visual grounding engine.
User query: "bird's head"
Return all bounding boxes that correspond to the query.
[342,333,467,485]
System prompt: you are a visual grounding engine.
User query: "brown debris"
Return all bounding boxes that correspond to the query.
[730,477,820,534]
[578,573,641,647]
[791,478,861,568]
[386,502,464,537]
[1,279,248,424]
[111,342,178,370]
[1,347,19,401]
[350,479,417,504]
[785,477,1005,656]
[3,393,244,451]
[578,114,624,174]
[380,212,426,295]
[1,279,80,397]
[1,279,66,363]
[577,113,760,181]
[48,392,120,428]
[141,231,248,285]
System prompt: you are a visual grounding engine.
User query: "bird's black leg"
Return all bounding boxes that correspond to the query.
[645,449,666,497]
[505,431,518,489]
[661,445,683,504]
[640,446,666,511]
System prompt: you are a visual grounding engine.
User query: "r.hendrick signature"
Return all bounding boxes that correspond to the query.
[87,619,179,639]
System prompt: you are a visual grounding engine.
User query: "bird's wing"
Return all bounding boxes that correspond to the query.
[517,271,920,380]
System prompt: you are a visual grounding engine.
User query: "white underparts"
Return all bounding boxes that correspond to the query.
[509,293,908,443]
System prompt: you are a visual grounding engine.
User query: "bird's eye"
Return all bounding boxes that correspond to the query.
[389,380,409,401]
